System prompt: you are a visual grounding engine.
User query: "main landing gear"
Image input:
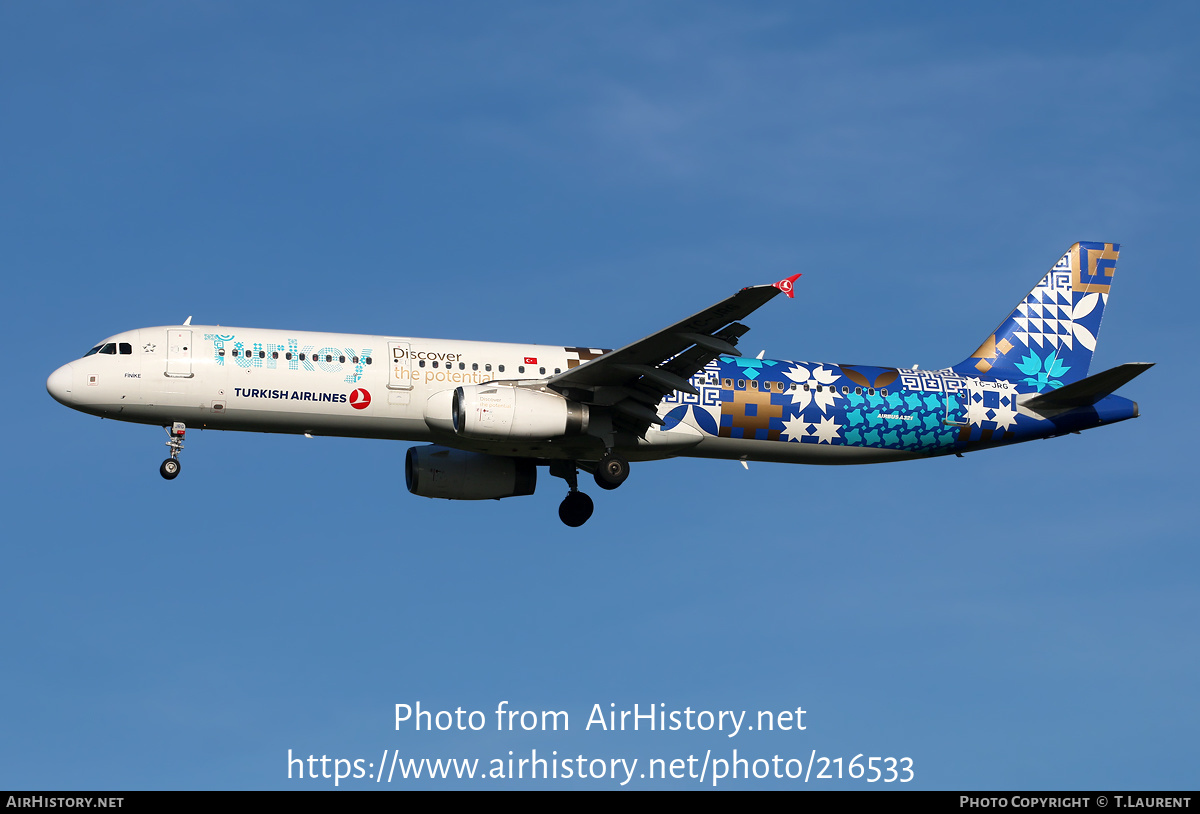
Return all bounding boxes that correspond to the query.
[559,491,594,528]
[160,422,185,480]
[551,451,630,527]
[593,451,629,490]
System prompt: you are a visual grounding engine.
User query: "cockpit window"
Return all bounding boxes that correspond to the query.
[119,343,132,355]
[99,343,117,355]
[84,345,103,357]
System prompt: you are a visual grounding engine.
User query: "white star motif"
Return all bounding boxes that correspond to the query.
[991,399,1019,431]
[782,414,811,442]
[811,415,841,444]
[965,396,991,427]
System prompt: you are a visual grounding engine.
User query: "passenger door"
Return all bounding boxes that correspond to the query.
[166,330,193,378]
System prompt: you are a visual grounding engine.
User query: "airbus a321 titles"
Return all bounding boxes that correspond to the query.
[48,242,1149,527]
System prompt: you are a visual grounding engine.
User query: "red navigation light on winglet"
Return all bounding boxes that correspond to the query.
[772,274,802,298]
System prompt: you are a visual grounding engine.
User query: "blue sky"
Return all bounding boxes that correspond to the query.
[2,2,1196,789]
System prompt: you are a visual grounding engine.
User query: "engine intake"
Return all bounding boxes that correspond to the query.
[452,385,588,440]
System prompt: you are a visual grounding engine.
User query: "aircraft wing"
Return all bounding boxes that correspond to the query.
[547,274,800,436]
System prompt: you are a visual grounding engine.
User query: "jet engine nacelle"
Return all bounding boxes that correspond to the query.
[405,445,537,500]
[452,385,589,440]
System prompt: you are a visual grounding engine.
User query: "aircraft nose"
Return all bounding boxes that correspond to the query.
[47,363,74,405]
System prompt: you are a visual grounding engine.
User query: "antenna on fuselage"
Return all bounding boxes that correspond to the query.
[183,316,192,326]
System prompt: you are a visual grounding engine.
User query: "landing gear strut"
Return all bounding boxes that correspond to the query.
[551,460,594,528]
[593,451,630,491]
[160,422,185,480]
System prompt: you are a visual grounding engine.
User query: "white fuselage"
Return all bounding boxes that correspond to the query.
[46,324,908,465]
[44,246,1144,528]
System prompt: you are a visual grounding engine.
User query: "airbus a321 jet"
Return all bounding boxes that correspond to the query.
[47,242,1149,527]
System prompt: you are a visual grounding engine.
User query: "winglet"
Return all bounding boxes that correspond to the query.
[772,274,801,298]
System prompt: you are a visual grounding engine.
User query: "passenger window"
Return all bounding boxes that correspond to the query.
[365,357,372,364]
[539,367,545,375]
[339,355,345,363]
[519,366,525,373]
[498,365,505,373]
[881,389,888,396]
[484,364,491,372]
[472,363,478,371]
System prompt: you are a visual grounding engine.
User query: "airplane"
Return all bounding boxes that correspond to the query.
[46,241,1150,527]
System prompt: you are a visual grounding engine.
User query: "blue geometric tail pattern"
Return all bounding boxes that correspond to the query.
[952,242,1118,392]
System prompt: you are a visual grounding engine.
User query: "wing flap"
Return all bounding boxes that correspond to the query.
[547,278,798,438]
[548,283,788,390]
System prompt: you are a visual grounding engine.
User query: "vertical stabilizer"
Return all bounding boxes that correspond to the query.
[953,242,1119,391]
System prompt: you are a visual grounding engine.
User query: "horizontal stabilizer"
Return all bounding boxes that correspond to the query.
[1021,363,1153,412]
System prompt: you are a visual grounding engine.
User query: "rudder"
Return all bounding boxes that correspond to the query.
[953,242,1119,392]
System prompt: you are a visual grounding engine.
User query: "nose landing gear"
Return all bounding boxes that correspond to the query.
[160,422,185,480]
